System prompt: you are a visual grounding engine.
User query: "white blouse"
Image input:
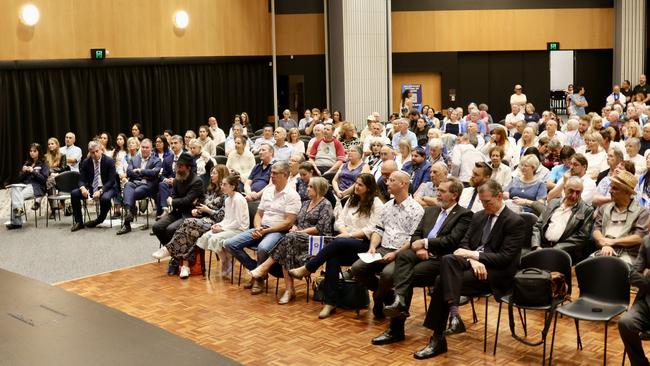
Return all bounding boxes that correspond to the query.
[219,192,250,231]
[287,141,305,155]
[226,149,256,180]
[334,196,384,239]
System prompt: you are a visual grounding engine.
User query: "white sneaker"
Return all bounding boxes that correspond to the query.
[179,265,191,279]
[152,247,171,260]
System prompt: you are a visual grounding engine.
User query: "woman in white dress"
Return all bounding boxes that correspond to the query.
[196,175,249,277]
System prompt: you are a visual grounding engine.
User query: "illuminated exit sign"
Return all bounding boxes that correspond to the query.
[547,42,560,51]
[90,48,106,60]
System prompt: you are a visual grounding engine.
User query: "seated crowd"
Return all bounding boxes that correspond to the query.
[9,79,650,363]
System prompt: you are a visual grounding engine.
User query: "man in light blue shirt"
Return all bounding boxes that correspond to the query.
[392,119,418,149]
[60,132,83,172]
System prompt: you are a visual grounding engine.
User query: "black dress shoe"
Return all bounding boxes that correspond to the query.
[413,335,447,360]
[116,225,131,235]
[84,219,99,228]
[383,294,409,319]
[70,222,85,232]
[5,224,22,230]
[444,315,466,335]
[371,328,405,345]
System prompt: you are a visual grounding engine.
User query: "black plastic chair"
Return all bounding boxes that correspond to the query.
[493,248,572,365]
[549,256,630,366]
[214,155,228,165]
[216,142,226,153]
[215,145,225,156]
[519,212,539,257]
[46,171,80,227]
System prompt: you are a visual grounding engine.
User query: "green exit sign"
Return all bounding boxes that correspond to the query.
[90,48,106,60]
[547,42,560,51]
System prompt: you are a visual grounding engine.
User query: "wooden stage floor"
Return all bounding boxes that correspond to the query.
[57,260,633,365]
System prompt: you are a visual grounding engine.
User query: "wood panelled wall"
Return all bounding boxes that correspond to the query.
[0,0,324,60]
[392,8,614,52]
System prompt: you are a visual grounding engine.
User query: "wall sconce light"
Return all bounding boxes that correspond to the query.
[173,10,189,29]
[20,4,40,26]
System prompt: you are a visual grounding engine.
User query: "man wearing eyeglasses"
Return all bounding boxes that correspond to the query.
[413,180,524,360]
[531,177,594,262]
[591,170,649,266]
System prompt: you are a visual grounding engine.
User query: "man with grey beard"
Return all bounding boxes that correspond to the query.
[152,152,204,247]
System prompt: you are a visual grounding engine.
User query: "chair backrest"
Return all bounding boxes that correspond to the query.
[54,171,81,193]
[575,256,630,306]
[214,155,228,165]
[215,145,225,156]
[520,248,573,296]
[216,142,226,151]
[520,212,538,251]
[247,199,260,228]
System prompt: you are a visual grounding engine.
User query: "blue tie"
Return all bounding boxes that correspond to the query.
[467,189,477,210]
[92,160,100,192]
[427,210,448,239]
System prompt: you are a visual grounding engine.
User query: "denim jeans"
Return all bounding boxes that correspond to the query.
[224,229,285,272]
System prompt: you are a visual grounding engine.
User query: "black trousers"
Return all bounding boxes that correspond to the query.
[305,237,369,305]
[619,299,650,366]
[388,249,441,331]
[423,254,490,334]
[71,188,115,224]
[153,213,184,245]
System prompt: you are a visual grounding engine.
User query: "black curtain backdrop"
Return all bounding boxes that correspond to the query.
[0,57,273,185]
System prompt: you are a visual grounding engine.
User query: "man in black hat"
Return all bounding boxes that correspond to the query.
[151,152,204,246]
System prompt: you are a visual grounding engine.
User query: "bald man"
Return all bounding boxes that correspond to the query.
[378,159,398,202]
[350,170,424,319]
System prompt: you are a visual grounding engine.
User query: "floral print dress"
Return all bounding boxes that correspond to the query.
[270,199,334,269]
[164,190,226,264]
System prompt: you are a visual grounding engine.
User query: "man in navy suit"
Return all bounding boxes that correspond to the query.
[372,177,473,345]
[413,180,525,360]
[158,135,185,217]
[117,138,162,235]
[70,141,116,232]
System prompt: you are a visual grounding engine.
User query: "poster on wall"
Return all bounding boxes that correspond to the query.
[401,84,422,113]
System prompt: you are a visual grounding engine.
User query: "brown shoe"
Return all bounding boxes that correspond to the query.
[243,277,255,289]
[251,278,265,295]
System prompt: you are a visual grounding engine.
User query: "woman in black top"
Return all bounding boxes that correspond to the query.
[7,143,49,229]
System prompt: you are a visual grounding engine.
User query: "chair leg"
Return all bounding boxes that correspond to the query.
[237,263,243,286]
[471,298,478,323]
[45,199,50,228]
[494,301,502,355]
[521,308,528,337]
[208,252,213,279]
[549,312,559,366]
[306,276,311,303]
[230,256,235,285]
[423,287,428,313]
[483,296,489,353]
[603,322,609,366]
[575,319,583,350]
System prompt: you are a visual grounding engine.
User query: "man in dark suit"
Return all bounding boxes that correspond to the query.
[532,176,594,262]
[71,141,117,231]
[619,238,650,366]
[372,177,472,345]
[152,152,204,246]
[413,180,525,360]
[117,138,162,235]
[157,135,186,217]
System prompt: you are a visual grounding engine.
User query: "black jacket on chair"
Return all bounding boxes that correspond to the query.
[459,206,525,298]
[410,204,473,256]
[631,238,650,305]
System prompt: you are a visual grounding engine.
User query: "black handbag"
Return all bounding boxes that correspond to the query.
[508,268,567,346]
[335,270,369,311]
[512,268,552,307]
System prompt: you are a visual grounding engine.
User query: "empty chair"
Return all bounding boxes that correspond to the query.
[549,256,630,366]
[46,171,80,227]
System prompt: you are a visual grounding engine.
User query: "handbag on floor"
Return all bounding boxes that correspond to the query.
[335,269,369,311]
